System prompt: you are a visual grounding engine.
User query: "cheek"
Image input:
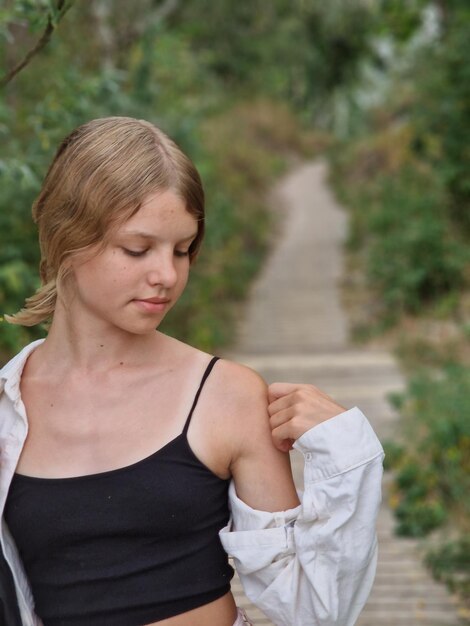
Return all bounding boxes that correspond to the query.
[178,266,191,290]
[72,256,121,294]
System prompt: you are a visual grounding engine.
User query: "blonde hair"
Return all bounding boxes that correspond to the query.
[5,117,205,327]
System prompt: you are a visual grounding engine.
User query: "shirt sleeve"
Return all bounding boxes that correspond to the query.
[219,407,385,626]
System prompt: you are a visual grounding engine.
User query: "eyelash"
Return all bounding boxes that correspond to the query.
[123,248,147,257]
[122,248,190,258]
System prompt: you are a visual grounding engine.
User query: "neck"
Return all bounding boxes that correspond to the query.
[38,303,161,374]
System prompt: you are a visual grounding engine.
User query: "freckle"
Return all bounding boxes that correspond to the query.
[50,403,54,407]
[100,344,104,348]
[120,362,124,366]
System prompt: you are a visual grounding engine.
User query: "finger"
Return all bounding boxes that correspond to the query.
[276,438,295,452]
[271,422,299,451]
[268,382,303,403]
[276,410,319,438]
[268,389,314,418]
[267,393,298,417]
[269,406,296,430]
[268,385,328,417]
[271,433,295,452]
[268,382,333,405]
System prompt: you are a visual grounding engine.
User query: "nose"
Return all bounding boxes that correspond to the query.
[146,251,178,289]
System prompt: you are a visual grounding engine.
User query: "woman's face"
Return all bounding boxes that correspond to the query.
[67,189,198,335]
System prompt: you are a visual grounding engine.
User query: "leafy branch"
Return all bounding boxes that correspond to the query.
[0,0,74,89]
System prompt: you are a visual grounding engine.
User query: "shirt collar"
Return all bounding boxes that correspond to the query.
[0,338,46,401]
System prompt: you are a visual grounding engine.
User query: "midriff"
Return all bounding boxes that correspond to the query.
[145,592,237,626]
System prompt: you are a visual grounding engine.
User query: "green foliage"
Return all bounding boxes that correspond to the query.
[174,0,378,122]
[365,168,468,315]
[425,536,470,599]
[3,0,465,355]
[331,154,468,320]
[382,439,405,471]
[412,5,470,230]
[329,0,470,322]
[385,365,470,537]
[375,0,427,42]
[308,0,470,606]
[160,100,311,348]
[0,2,213,357]
[1,1,53,33]
[395,466,448,536]
[0,70,145,355]
[0,1,317,359]
[300,2,376,104]
[0,0,75,89]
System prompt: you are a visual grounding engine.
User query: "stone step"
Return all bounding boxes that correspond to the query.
[374,561,430,573]
[374,571,435,583]
[364,598,459,609]
[229,351,399,369]
[368,584,456,598]
[356,610,460,625]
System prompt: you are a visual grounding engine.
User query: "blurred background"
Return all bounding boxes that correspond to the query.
[0,0,469,617]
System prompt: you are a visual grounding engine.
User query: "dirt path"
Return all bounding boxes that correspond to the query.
[225,162,462,625]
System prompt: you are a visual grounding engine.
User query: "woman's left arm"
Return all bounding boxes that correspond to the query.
[220,374,384,626]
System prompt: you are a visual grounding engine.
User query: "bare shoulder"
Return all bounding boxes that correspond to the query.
[194,357,270,458]
[207,359,300,511]
[210,358,268,414]
[209,359,273,449]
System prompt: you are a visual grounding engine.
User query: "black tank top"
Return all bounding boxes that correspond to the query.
[5,357,234,626]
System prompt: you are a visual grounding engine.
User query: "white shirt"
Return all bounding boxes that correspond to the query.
[0,340,384,626]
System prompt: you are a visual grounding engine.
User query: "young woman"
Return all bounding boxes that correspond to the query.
[0,117,384,626]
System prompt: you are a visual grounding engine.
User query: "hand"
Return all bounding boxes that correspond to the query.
[267,383,347,452]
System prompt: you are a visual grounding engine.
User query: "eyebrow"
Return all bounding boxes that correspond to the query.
[120,230,198,242]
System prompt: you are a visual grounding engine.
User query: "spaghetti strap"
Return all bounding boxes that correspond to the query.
[182,357,220,435]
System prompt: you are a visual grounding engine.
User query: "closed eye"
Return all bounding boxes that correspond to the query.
[122,248,148,257]
[174,249,190,258]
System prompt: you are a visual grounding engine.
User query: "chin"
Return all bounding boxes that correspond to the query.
[127,317,166,336]
[124,322,161,336]
[108,308,170,336]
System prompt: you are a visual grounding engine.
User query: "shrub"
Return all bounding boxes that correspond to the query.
[425,536,470,599]
[366,168,468,315]
[412,6,470,232]
[386,365,470,538]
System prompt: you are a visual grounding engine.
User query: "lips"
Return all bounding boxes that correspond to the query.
[139,297,170,304]
[133,297,170,313]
